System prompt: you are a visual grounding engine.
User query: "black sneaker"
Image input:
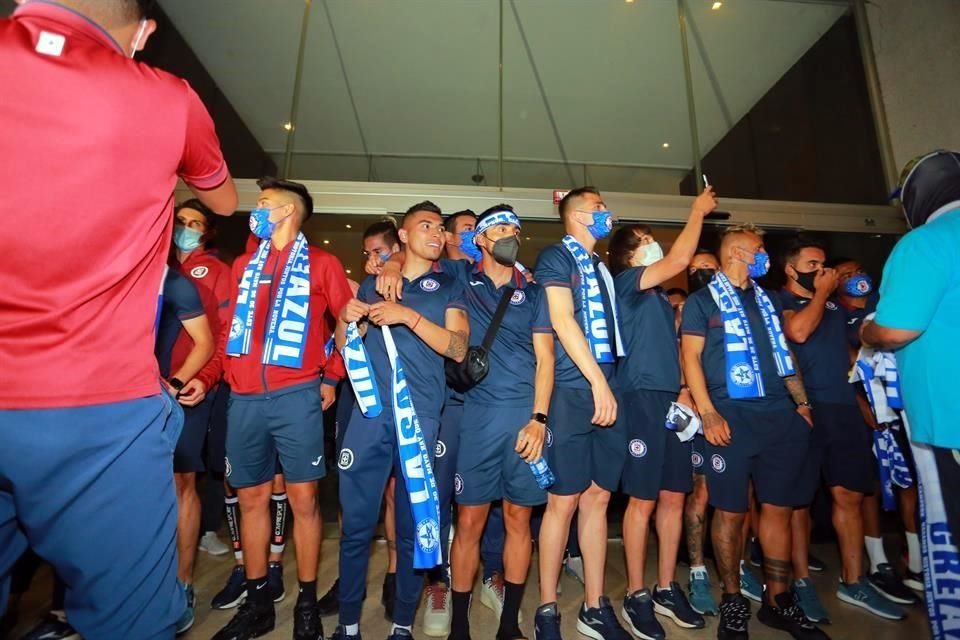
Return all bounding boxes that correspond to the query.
[807,555,827,574]
[331,625,362,640]
[577,596,631,640]
[620,590,665,640]
[387,627,415,640]
[212,565,248,610]
[757,592,830,639]
[868,564,920,605]
[211,601,276,640]
[318,579,340,617]
[651,582,705,629]
[382,572,397,620]
[717,593,751,640]
[534,603,563,640]
[903,568,924,592]
[268,561,285,603]
[294,600,324,640]
[749,537,763,568]
[19,612,80,640]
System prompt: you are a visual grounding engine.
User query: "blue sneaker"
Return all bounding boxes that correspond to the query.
[175,583,196,635]
[620,590,665,640]
[535,603,563,640]
[268,561,285,603]
[577,596,631,640]
[793,578,830,623]
[652,582,705,629]
[211,565,247,610]
[836,577,906,621]
[331,625,362,640]
[739,566,763,603]
[688,571,718,615]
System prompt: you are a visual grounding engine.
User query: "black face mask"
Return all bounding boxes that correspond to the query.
[794,269,818,293]
[491,235,520,267]
[688,268,716,291]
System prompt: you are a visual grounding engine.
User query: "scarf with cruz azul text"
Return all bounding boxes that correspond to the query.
[561,235,624,363]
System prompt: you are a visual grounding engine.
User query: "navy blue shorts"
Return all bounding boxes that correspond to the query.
[545,386,627,495]
[797,401,875,502]
[692,434,706,476]
[0,392,184,639]
[204,383,230,473]
[456,402,546,507]
[704,399,810,512]
[174,391,215,473]
[620,389,692,499]
[226,383,326,488]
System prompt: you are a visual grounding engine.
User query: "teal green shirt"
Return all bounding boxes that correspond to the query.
[875,207,960,448]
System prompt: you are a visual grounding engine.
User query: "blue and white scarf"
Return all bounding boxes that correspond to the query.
[561,235,625,363]
[872,428,914,511]
[382,326,442,569]
[227,234,311,368]
[339,321,383,418]
[707,272,794,399]
[850,342,903,424]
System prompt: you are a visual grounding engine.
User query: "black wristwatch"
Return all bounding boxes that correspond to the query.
[797,401,812,409]
[168,377,185,392]
[531,412,548,425]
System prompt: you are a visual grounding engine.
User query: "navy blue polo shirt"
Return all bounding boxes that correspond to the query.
[439,258,474,406]
[461,264,552,406]
[841,293,879,349]
[614,266,681,393]
[534,243,618,390]
[155,269,205,378]
[680,283,790,404]
[357,267,467,420]
[778,290,857,406]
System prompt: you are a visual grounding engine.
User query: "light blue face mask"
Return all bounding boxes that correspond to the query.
[379,251,392,263]
[173,225,202,252]
[844,274,873,297]
[249,205,291,240]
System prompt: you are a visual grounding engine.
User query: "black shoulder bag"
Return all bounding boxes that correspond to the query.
[444,286,515,394]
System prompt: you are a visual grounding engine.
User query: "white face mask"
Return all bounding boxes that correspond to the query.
[130,18,148,58]
[637,241,664,267]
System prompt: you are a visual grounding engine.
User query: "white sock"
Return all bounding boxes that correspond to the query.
[392,624,412,634]
[739,559,747,575]
[690,564,708,580]
[864,535,889,574]
[345,624,359,636]
[906,532,922,573]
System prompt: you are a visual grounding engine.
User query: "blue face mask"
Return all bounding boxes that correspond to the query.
[844,274,873,297]
[458,230,482,262]
[586,210,613,240]
[249,205,290,240]
[173,225,202,252]
[746,251,770,279]
[379,251,392,263]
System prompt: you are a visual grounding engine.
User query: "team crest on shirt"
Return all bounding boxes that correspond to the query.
[230,317,245,340]
[416,518,441,553]
[190,266,209,279]
[729,363,754,388]
[825,301,838,311]
[629,439,648,458]
[338,448,355,470]
[510,290,526,306]
[546,428,554,448]
[435,440,447,458]
[421,278,440,292]
[224,457,232,477]
[692,452,704,468]
[711,454,726,473]
[454,473,464,495]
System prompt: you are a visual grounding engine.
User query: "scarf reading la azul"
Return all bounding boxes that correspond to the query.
[338,321,383,418]
[872,428,913,511]
[227,235,311,368]
[707,272,794,398]
[561,235,625,363]
[382,326,442,569]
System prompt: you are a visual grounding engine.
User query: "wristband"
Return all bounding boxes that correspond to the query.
[410,312,422,331]
[797,401,812,408]
[531,412,548,424]
[168,377,185,392]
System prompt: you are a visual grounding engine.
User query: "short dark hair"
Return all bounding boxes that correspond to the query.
[558,187,601,221]
[826,256,856,269]
[257,177,314,220]
[444,209,476,233]
[476,204,515,227]
[666,288,688,299]
[403,200,443,226]
[175,198,217,244]
[607,224,647,276]
[363,218,400,247]
[783,237,826,266]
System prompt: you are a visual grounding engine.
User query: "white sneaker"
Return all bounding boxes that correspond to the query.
[422,583,451,637]
[480,572,521,623]
[564,555,585,585]
[198,531,230,556]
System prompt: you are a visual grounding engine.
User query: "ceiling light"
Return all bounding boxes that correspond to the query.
[346,269,352,274]
[662,142,670,148]
[625,0,635,3]
[283,122,293,131]
[323,239,330,244]
[525,236,531,240]
[712,1,722,9]
[345,224,352,229]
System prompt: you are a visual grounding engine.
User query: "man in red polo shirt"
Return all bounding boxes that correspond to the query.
[0,1,237,638]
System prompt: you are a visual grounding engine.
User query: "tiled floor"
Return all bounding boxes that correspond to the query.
[6,536,928,639]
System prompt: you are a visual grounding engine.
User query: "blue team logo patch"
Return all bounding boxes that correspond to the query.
[229,317,244,340]
[454,473,464,495]
[420,278,440,292]
[546,428,554,448]
[435,440,446,458]
[729,363,754,388]
[711,454,726,473]
[416,518,440,553]
[692,452,704,468]
[338,448,355,470]
[190,266,209,279]
[224,457,232,477]
[629,439,648,458]
[510,290,526,306]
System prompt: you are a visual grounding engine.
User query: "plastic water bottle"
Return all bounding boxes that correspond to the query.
[529,457,555,489]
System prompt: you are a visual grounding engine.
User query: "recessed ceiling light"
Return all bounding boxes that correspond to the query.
[712,1,723,10]
[323,239,330,244]
[662,142,670,148]
[345,224,352,229]
[283,122,293,131]
[525,236,531,240]
[346,269,352,274]
[625,0,635,3]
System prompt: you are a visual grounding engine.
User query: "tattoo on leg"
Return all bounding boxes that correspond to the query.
[712,513,743,592]
[764,558,791,587]
[685,512,704,563]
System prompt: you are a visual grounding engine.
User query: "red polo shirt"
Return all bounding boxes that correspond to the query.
[0,2,229,408]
